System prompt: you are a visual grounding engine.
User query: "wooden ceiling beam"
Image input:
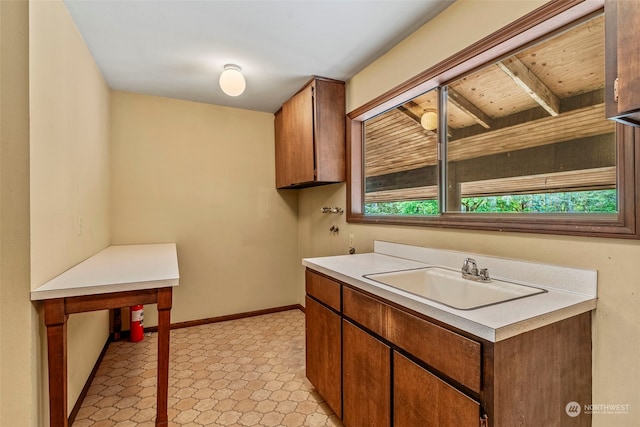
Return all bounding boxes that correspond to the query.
[447,88,493,129]
[497,57,560,116]
[365,167,616,203]
[365,186,438,203]
[449,89,605,141]
[460,167,616,198]
[397,104,422,125]
[365,133,615,192]
[448,104,611,162]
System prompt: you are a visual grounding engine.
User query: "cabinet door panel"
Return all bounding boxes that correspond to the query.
[343,319,390,427]
[606,0,640,125]
[394,352,480,427]
[314,79,345,182]
[305,296,341,417]
[615,1,640,116]
[283,86,315,186]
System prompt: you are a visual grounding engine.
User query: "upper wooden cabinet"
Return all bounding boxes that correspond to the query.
[606,0,640,126]
[275,77,345,189]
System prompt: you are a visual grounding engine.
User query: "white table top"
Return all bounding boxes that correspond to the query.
[30,243,180,300]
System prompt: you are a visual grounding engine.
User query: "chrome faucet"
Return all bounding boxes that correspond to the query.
[462,257,477,276]
[462,257,491,282]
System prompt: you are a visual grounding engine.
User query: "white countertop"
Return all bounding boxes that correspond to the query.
[303,241,597,342]
[31,243,180,300]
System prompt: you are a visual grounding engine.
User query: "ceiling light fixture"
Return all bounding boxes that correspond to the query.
[219,64,246,97]
[421,110,438,131]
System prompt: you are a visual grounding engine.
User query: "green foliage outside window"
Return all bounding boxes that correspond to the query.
[365,189,617,216]
[365,200,439,215]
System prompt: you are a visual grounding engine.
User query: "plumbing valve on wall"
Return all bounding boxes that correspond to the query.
[322,207,353,253]
[321,206,344,214]
[323,206,343,235]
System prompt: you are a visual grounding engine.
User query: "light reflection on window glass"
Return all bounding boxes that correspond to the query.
[363,88,439,216]
[444,14,616,214]
[362,14,617,217]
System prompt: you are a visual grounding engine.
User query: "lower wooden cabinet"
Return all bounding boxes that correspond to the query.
[305,296,341,417]
[342,319,391,427]
[394,352,480,427]
[305,268,592,427]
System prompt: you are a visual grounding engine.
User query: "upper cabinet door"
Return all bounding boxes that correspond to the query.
[313,79,346,183]
[275,87,315,187]
[606,0,640,126]
[284,85,316,186]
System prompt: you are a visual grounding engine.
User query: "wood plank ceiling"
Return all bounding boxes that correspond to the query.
[364,14,615,201]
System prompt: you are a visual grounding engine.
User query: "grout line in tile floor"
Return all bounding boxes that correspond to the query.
[72,309,343,427]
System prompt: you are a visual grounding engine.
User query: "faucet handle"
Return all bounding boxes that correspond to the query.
[462,257,477,274]
[479,268,490,281]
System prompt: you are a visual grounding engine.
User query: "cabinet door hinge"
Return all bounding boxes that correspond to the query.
[614,77,619,102]
[480,414,489,427]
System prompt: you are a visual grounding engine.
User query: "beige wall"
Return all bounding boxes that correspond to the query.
[0,0,37,425]
[29,0,111,418]
[300,1,639,426]
[110,91,299,326]
[7,0,638,425]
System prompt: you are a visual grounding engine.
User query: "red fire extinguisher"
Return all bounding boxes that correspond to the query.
[129,305,144,342]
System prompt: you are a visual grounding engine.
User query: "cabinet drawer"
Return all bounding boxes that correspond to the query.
[305,269,341,311]
[388,307,482,393]
[342,286,388,338]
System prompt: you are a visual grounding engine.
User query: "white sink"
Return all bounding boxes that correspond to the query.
[364,267,546,310]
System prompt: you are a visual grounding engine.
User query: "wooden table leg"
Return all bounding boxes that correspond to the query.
[156,287,172,426]
[112,307,122,341]
[44,299,68,427]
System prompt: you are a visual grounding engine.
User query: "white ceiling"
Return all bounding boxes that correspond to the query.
[63,0,454,113]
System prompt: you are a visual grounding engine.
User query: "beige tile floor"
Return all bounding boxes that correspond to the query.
[73,309,343,427]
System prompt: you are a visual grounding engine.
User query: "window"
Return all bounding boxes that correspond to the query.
[348,1,640,238]
[364,88,440,216]
[444,14,615,214]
